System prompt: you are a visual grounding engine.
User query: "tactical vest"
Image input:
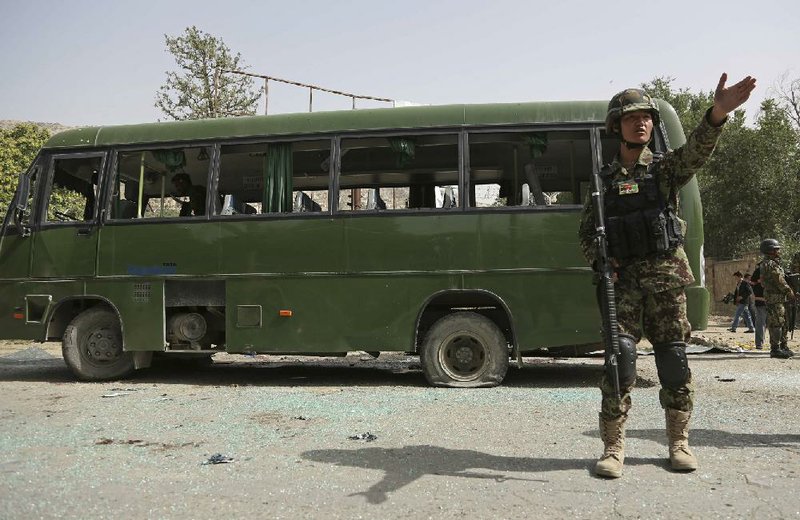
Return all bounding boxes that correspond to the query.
[601,159,684,261]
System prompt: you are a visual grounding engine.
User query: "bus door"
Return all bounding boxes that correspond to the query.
[30,152,106,279]
[0,160,41,280]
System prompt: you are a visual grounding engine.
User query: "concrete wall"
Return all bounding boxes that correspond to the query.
[705,251,760,315]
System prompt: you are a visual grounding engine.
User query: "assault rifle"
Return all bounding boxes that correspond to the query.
[787,273,799,339]
[590,168,622,399]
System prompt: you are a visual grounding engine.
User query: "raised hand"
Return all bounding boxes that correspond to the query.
[710,73,757,124]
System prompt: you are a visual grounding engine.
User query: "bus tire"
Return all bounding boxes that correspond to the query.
[62,308,135,381]
[420,312,508,388]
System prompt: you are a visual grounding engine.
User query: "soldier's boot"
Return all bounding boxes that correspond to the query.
[769,328,791,358]
[595,413,626,478]
[779,341,795,358]
[665,409,698,471]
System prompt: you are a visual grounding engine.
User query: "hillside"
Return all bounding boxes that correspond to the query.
[0,120,73,134]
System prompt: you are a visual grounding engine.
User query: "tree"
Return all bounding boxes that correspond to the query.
[700,99,800,259]
[155,26,262,120]
[773,71,800,136]
[641,76,714,135]
[0,123,50,221]
[640,77,800,260]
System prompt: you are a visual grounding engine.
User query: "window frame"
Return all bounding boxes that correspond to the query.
[334,128,463,215]
[37,150,108,229]
[104,141,217,224]
[212,135,335,219]
[463,124,599,212]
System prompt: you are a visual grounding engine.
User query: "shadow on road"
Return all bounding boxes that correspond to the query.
[303,445,588,503]
[305,426,800,504]
[606,428,800,449]
[302,445,675,504]
[0,356,607,388]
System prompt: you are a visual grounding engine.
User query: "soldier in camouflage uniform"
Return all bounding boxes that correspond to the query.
[578,73,756,478]
[759,239,795,358]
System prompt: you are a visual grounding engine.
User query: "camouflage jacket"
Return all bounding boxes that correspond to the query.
[578,109,724,293]
[761,255,794,304]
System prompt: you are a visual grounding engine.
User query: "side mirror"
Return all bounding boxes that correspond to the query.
[12,172,32,237]
[15,172,30,209]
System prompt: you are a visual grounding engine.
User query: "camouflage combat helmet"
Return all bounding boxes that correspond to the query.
[605,89,660,134]
[760,238,781,254]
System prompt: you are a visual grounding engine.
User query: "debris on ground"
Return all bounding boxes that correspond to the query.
[202,453,234,465]
[348,432,377,442]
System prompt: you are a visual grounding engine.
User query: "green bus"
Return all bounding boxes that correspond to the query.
[0,100,709,386]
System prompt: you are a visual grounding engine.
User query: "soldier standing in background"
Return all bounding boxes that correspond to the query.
[760,239,796,358]
[578,73,756,478]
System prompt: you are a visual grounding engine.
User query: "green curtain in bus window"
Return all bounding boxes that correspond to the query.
[262,143,293,213]
[389,137,416,168]
[153,150,187,171]
[525,133,548,158]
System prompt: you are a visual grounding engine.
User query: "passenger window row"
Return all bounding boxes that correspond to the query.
[42,130,594,223]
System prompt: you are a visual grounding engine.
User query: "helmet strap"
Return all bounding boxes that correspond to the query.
[622,139,646,150]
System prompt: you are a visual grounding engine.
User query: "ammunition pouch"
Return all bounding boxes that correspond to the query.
[607,206,683,260]
[653,342,690,390]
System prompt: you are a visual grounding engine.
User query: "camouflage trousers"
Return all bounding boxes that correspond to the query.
[765,302,787,329]
[600,286,694,419]
[766,303,788,346]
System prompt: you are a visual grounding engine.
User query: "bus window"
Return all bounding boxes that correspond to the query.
[111,146,211,219]
[339,134,459,211]
[217,139,331,215]
[43,155,103,223]
[468,130,593,208]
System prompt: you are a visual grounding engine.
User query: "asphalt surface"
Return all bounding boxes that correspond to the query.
[0,340,798,519]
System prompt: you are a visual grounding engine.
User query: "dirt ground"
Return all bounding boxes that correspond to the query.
[0,315,798,519]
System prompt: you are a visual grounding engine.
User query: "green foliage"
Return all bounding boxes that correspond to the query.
[0,123,50,221]
[155,26,262,121]
[642,76,800,260]
[702,99,800,259]
[641,76,714,133]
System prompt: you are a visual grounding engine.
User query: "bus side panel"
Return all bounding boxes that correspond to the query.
[679,177,710,330]
[0,280,85,341]
[84,279,166,351]
[225,275,417,353]
[463,271,597,350]
[31,227,97,278]
[0,233,32,280]
[217,218,346,276]
[344,211,599,350]
[98,222,221,277]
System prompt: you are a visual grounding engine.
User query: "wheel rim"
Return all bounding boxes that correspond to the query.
[438,331,489,381]
[83,326,123,366]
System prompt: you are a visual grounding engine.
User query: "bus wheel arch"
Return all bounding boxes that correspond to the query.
[62,306,134,381]
[46,297,123,342]
[415,291,515,388]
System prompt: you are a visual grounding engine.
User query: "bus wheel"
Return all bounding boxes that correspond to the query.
[62,308,134,381]
[420,312,508,388]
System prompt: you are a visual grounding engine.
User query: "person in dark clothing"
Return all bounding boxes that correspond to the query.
[729,271,755,332]
[171,173,206,216]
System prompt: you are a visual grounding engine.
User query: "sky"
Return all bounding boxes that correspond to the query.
[1,0,798,127]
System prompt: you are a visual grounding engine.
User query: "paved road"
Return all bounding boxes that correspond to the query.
[0,346,798,519]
